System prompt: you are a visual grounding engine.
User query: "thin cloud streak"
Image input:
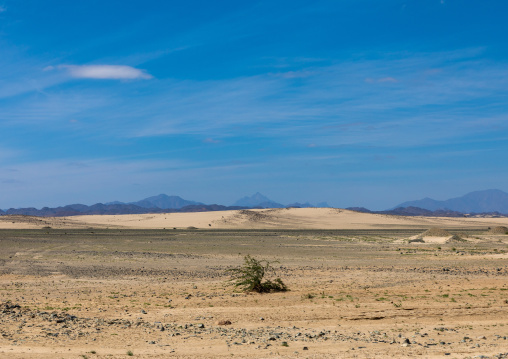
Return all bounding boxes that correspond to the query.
[125,49,508,145]
[47,65,153,80]
[2,48,507,154]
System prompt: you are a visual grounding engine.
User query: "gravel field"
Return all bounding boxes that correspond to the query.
[0,226,507,358]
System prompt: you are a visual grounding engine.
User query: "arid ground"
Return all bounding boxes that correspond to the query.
[0,209,507,358]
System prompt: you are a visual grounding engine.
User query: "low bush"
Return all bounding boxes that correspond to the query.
[227,255,288,293]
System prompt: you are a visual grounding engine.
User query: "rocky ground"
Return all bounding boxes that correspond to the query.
[0,228,507,358]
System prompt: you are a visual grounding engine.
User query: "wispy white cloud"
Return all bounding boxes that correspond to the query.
[0,91,111,125]
[121,48,507,144]
[379,77,398,83]
[0,49,67,99]
[4,48,507,154]
[46,65,153,80]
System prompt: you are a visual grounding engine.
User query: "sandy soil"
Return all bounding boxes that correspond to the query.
[2,208,508,230]
[0,210,507,358]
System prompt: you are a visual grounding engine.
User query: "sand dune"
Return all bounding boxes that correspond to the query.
[2,207,508,230]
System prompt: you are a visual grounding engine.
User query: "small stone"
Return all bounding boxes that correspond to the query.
[140,309,147,314]
[217,320,232,326]
[303,346,308,350]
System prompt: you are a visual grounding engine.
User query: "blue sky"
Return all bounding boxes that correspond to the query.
[1,0,508,210]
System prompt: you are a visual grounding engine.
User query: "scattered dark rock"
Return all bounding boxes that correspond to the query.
[217,320,232,326]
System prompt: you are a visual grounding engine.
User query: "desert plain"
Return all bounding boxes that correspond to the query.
[0,208,507,358]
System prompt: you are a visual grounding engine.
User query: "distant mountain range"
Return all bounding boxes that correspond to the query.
[392,189,508,213]
[0,193,329,217]
[345,189,508,218]
[233,192,329,209]
[233,192,285,208]
[1,189,507,217]
[107,194,203,209]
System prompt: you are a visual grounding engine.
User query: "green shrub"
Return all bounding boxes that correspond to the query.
[227,255,288,293]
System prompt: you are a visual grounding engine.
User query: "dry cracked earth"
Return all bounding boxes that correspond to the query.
[0,228,507,358]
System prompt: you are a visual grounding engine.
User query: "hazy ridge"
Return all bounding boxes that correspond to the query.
[1,190,507,217]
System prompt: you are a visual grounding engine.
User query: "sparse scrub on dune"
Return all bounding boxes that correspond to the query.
[227,255,288,293]
[486,226,508,235]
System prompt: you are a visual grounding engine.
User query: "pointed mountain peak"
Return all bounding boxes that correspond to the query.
[251,192,270,200]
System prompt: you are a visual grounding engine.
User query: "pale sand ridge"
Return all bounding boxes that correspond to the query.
[2,207,508,229]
